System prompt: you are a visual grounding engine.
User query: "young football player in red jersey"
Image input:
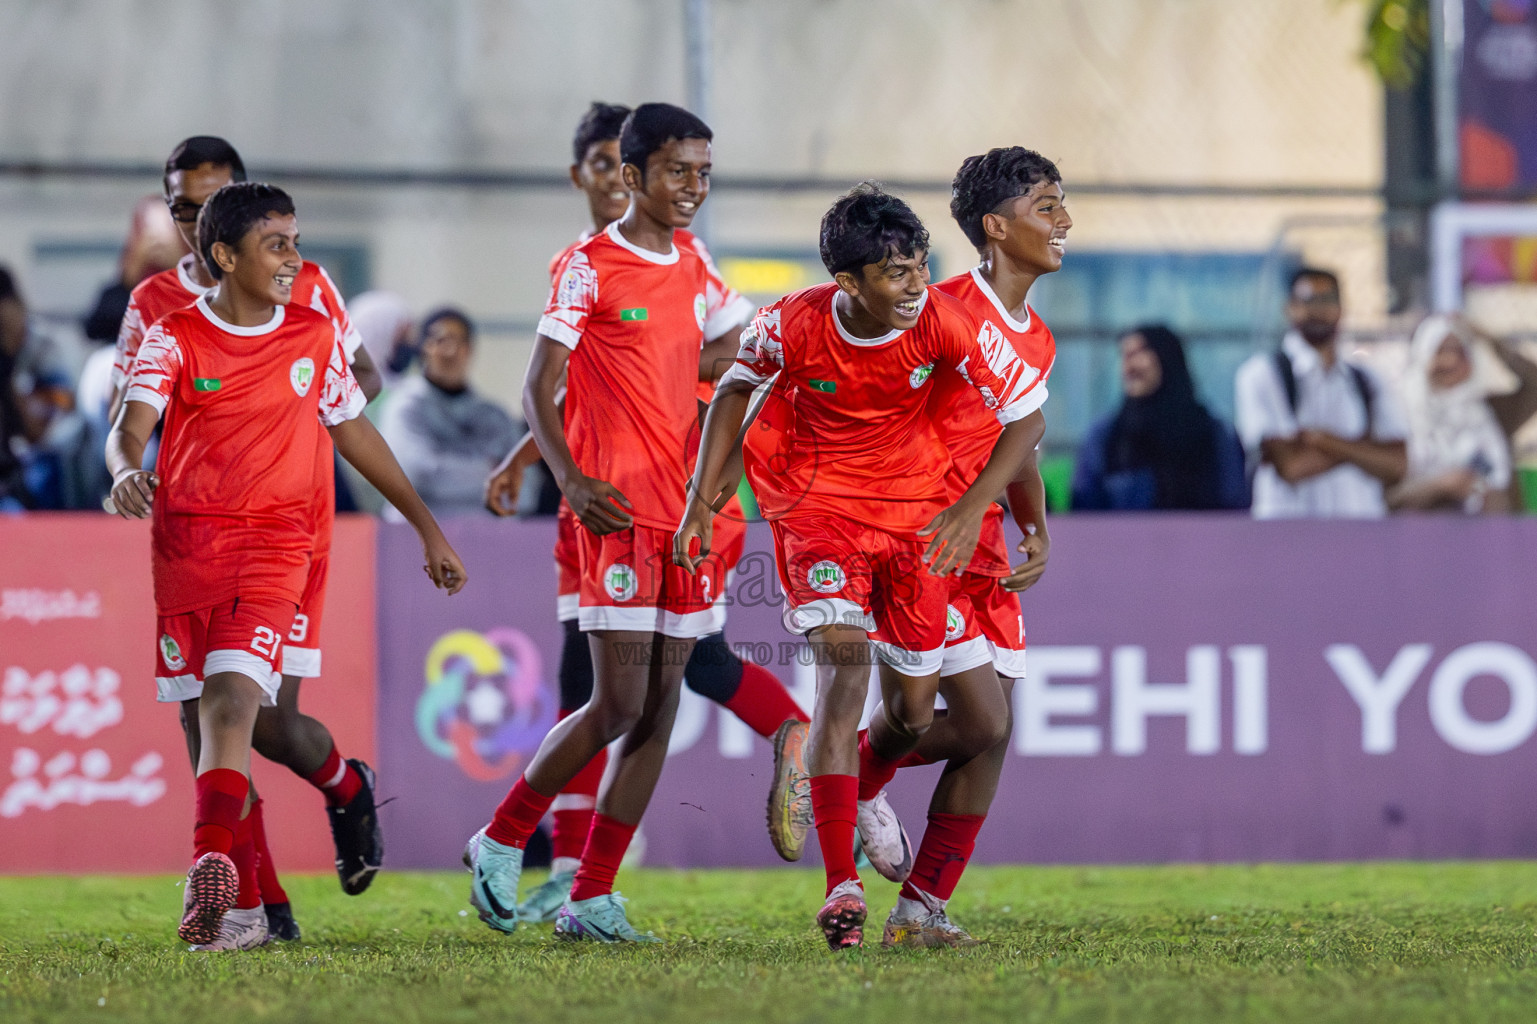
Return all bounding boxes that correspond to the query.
[675,183,1043,950]
[105,182,466,951]
[107,137,386,942]
[467,104,756,943]
[480,103,811,922]
[862,147,1066,948]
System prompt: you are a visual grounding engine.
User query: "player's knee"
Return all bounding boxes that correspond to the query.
[588,693,644,740]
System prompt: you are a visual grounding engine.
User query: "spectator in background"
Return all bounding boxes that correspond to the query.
[1389,315,1512,514]
[82,196,185,342]
[349,290,416,391]
[1072,324,1248,511]
[1,268,34,509]
[376,307,519,519]
[1235,267,1408,519]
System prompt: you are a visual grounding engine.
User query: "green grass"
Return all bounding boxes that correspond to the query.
[4,863,1537,1023]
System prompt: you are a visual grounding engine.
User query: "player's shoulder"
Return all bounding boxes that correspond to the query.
[282,300,334,331]
[129,266,196,319]
[920,284,982,333]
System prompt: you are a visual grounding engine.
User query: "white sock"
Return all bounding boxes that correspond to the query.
[550,856,581,876]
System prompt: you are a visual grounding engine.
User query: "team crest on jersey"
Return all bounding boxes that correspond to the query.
[604,563,639,602]
[693,294,707,330]
[807,560,846,594]
[290,357,316,396]
[909,363,935,389]
[160,634,186,672]
[945,604,965,642]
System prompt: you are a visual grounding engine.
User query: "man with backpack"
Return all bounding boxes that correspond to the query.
[1235,267,1407,518]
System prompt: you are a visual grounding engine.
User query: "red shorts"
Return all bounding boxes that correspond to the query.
[555,499,581,622]
[576,523,723,638]
[770,513,947,677]
[280,550,328,678]
[942,567,1027,679]
[155,596,298,706]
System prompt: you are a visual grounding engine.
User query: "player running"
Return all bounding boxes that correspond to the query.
[107,137,386,942]
[467,104,755,943]
[480,102,810,922]
[675,183,1042,950]
[861,147,1065,948]
[106,182,465,951]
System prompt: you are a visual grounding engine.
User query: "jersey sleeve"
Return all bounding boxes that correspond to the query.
[318,326,367,426]
[311,264,365,361]
[688,236,753,340]
[111,292,149,388]
[718,302,785,388]
[536,249,599,349]
[946,314,1047,426]
[122,323,183,415]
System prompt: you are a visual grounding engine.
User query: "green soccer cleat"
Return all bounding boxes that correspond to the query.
[517,870,576,923]
[466,827,522,934]
[554,892,661,943]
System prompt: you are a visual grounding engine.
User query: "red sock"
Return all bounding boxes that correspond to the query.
[857,730,902,802]
[722,662,809,739]
[230,813,262,910]
[193,768,248,859]
[900,812,986,903]
[247,799,289,905]
[304,745,361,808]
[550,712,606,866]
[568,813,638,902]
[486,776,556,848]
[810,774,860,896]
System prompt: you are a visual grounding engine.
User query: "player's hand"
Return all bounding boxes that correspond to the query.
[109,470,159,519]
[564,473,634,535]
[483,451,523,517]
[672,499,714,574]
[421,534,468,595]
[917,502,984,577]
[1001,530,1050,593]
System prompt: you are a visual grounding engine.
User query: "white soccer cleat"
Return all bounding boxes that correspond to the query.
[881,888,980,948]
[466,827,522,934]
[856,790,914,883]
[189,905,270,952]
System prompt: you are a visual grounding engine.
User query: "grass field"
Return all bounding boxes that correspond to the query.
[5,863,1537,1023]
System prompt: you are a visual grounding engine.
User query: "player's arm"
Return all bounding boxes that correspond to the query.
[484,388,565,517]
[699,323,743,384]
[329,414,466,594]
[674,377,757,573]
[104,400,162,518]
[1001,410,1050,593]
[523,335,632,534]
[349,344,383,402]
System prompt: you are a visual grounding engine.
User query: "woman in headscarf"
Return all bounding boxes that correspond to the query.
[1071,324,1248,511]
[1388,315,1512,514]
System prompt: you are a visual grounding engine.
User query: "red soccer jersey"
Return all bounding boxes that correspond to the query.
[723,283,1040,533]
[929,268,1055,572]
[115,254,362,554]
[538,221,749,529]
[124,296,365,615]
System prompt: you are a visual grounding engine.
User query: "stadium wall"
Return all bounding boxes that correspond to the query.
[6,513,1537,873]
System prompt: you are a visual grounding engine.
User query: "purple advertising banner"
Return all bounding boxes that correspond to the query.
[1461,0,1537,192]
[377,515,1537,869]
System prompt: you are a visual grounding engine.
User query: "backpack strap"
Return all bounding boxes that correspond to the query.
[1274,348,1376,438]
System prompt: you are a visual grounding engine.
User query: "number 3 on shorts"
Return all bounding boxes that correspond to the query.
[251,626,282,658]
[288,614,309,644]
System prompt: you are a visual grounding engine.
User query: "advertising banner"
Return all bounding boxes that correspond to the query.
[376,515,1537,870]
[1461,0,1537,193]
[0,514,377,874]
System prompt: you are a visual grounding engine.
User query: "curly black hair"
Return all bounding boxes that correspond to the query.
[950,147,1061,250]
[819,182,930,278]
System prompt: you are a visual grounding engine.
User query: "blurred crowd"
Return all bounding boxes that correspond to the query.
[4,202,1532,522]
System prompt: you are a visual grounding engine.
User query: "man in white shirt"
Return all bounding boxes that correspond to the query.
[1235,267,1408,518]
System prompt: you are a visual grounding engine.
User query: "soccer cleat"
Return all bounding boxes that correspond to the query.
[178,852,239,945]
[554,892,661,943]
[816,879,867,950]
[517,870,576,923]
[881,891,981,949]
[264,900,302,942]
[327,759,383,895]
[856,790,914,883]
[767,719,813,862]
[466,827,522,934]
[189,905,271,952]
